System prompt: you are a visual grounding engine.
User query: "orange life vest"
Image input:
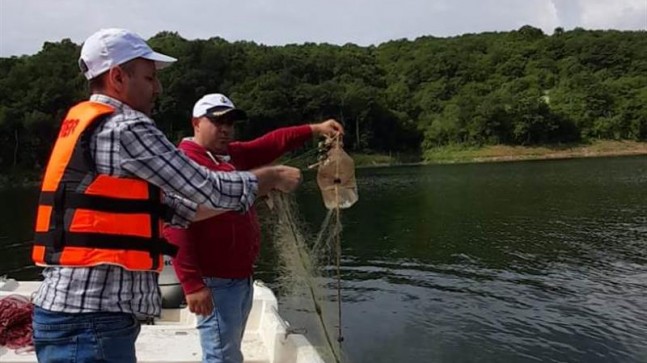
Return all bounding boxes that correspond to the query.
[32,101,177,272]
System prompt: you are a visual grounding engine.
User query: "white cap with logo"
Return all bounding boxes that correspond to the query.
[79,28,177,80]
[192,93,247,121]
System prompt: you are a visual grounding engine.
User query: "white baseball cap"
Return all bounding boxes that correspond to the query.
[79,28,177,80]
[192,93,247,121]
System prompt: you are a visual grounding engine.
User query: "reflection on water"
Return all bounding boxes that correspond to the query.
[3,156,647,362]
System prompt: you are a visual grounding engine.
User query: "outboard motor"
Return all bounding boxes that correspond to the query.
[159,255,184,308]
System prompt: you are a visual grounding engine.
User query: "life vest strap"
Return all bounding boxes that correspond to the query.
[147,184,162,270]
[39,192,169,216]
[35,231,178,257]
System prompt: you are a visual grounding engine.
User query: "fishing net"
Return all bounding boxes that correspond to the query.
[0,295,34,351]
[268,134,358,363]
[316,136,358,210]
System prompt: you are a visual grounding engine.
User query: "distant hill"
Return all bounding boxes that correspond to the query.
[0,26,645,171]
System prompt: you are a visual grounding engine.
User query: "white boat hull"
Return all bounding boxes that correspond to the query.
[0,279,324,363]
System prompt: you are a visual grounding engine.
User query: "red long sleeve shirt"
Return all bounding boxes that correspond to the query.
[163,125,313,294]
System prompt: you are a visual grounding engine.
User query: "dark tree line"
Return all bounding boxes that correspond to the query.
[1,26,646,173]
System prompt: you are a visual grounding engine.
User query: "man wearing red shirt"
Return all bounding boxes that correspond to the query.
[163,93,343,363]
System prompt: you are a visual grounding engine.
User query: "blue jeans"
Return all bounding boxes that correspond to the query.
[197,277,253,363]
[32,306,140,363]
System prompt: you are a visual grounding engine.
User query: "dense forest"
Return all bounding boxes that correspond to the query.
[0,26,646,173]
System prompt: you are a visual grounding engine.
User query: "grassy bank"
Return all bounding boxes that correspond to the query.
[423,140,647,164]
[348,140,647,167]
[350,152,422,167]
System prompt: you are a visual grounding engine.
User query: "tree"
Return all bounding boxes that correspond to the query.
[0,27,645,172]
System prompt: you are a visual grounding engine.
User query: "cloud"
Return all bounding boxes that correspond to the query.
[0,0,644,57]
[578,0,647,30]
[551,0,647,30]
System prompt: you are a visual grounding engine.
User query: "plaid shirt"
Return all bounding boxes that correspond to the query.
[33,94,258,316]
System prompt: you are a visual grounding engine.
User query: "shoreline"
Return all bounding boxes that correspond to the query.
[352,140,647,168]
[1,141,645,186]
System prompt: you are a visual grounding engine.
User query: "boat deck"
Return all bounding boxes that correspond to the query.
[136,329,270,363]
[0,280,324,363]
[1,332,270,363]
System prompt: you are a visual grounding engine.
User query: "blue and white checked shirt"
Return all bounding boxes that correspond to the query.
[33,94,258,316]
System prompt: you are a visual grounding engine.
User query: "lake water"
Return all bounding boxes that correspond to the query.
[1,156,646,362]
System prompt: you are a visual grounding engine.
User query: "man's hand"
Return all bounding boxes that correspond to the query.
[186,287,214,316]
[273,165,302,193]
[253,165,302,196]
[311,119,344,137]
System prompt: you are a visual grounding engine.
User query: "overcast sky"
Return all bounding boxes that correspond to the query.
[1,0,645,57]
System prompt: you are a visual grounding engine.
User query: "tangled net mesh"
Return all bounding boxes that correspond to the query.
[268,193,343,363]
[0,294,34,351]
[266,135,357,363]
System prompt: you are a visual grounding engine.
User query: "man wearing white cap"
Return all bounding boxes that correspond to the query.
[164,93,342,363]
[30,29,302,363]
